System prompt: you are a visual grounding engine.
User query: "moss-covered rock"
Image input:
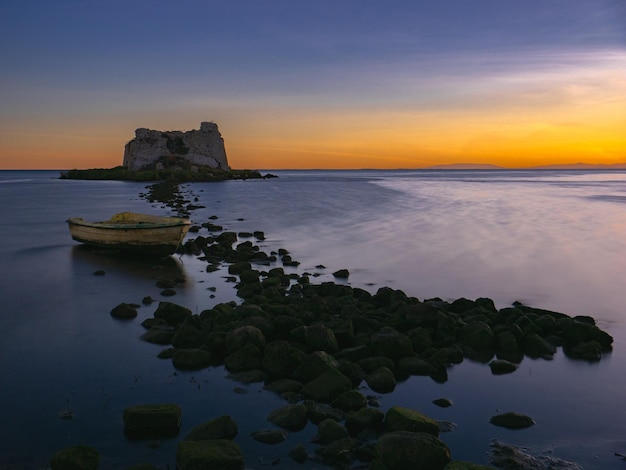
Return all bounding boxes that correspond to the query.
[110,303,138,320]
[171,316,209,349]
[262,340,306,379]
[384,406,440,437]
[184,415,238,441]
[153,301,192,326]
[123,404,181,438]
[251,428,288,444]
[172,348,212,370]
[369,327,414,361]
[50,445,99,470]
[304,323,339,352]
[366,366,397,393]
[176,439,244,470]
[397,356,437,376]
[304,400,346,425]
[267,403,308,431]
[301,368,353,403]
[488,359,518,375]
[374,431,451,470]
[264,379,303,395]
[345,407,385,436]
[331,389,367,412]
[224,344,262,371]
[489,412,535,429]
[292,351,339,383]
[314,418,349,444]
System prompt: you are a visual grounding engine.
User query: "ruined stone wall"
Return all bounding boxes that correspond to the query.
[123,122,229,171]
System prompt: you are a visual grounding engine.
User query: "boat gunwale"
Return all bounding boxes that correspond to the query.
[66,217,191,231]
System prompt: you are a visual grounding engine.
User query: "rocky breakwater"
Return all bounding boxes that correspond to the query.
[114,222,613,469]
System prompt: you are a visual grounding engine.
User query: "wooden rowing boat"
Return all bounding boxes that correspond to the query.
[66,212,191,256]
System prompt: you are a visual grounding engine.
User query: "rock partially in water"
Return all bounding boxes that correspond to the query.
[267,403,308,431]
[489,411,535,429]
[490,440,582,469]
[250,428,288,444]
[50,445,99,470]
[110,302,138,319]
[176,439,244,470]
[374,431,451,470]
[185,415,238,441]
[489,359,519,375]
[123,404,181,438]
[384,406,440,437]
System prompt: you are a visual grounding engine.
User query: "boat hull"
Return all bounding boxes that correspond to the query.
[67,212,191,256]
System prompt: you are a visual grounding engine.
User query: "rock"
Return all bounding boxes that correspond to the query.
[267,403,308,431]
[224,325,266,353]
[172,349,212,370]
[374,431,451,470]
[185,415,238,441]
[226,369,267,383]
[316,437,359,467]
[345,407,385,436]
[228,261,251,275]
[437,420,457,432]
[459,321,495,351]
[489,412,535,429]
[176,439,244,470]
[123,404,181,438]
[141,327,174,345]
[397,357,437,376]
[124,122,229,172]
[432,398,453,408]
[171,316,208,349]
[446,461,496,469]
[153,301,192,326]
[358,356,395,374]
[369,327,414,361]
[490,440,582,469]
[292,351,339,383]
[300,368,353,403]
[314,418,349,444]
[338,361,366,387]
[224,344,262,372]
[384,406,440,437]
[489,359,519,375]
[304,400,346,424]
[264,379,303,395]
[333,269,350,278]
[304,324,339,352]
[565,340,603,361]
[50,445,99,470]
[111,303,138,320]
[524,332,557,359]
[366,366,397,393]
[289,444,308,464]
[262,340,306,379]
[251,429,288,444]
[331,390,367,412]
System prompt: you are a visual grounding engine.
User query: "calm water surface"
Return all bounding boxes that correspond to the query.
[1,169,625,468]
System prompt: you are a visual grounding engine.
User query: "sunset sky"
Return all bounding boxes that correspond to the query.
[1,1,625,170]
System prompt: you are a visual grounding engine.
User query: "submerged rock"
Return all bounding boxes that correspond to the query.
[50,445,99,470]
[490,440,582,469]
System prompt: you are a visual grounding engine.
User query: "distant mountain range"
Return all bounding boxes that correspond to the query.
[426,163,626,170]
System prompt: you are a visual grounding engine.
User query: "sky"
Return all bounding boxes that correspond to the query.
[1,0,625,170]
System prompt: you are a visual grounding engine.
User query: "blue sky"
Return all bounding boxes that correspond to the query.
[1,1,624,169]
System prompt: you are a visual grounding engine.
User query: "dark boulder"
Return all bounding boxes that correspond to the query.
[153,301,192,326]
[111,303,138,320]
[489,412,535,429]
[384,406,439,437]
[50,445,99,470]
[185,415,238,441]
[374,431,451,470]
[176,440,244,470]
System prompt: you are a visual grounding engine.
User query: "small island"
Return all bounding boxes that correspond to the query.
[60,122,272,182]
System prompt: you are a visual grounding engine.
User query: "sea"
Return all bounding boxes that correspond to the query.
[1,169,625,469]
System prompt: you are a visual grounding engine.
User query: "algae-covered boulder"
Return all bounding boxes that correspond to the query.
[262,340,306,379]
[316,437,359,467]
[224,344,262,372]
[184,415,238,441]
[384,406,439,437]
[301,368,353,403]
[171,316,209,349]
[251,428,288,444]
[153,301,192,325]
[524,332,556,359]
[489,411,535,429]
[264,378,303,395]
[292,351,339,383]
[172,348,212,370]
[459,321,495,351]
[123,404,181,438]
[304,323,339,352]
[176,440,244,470]
[314,418,349,444]
[267,403,308,431]
[369,327,414,361]
[50,445,99,470]
[374,431,451,470]
[396,356,437,376]
[110,303,138,320]
[345,407,385,436]
[225,325,266,353]
[489,359,518,375]
[304,400,346,425]
[366,366,396,393]
[331,390,367,412]
[446,460,496,469]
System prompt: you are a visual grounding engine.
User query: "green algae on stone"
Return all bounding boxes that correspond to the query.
[50,445,99,470]
[176,439,244,470]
